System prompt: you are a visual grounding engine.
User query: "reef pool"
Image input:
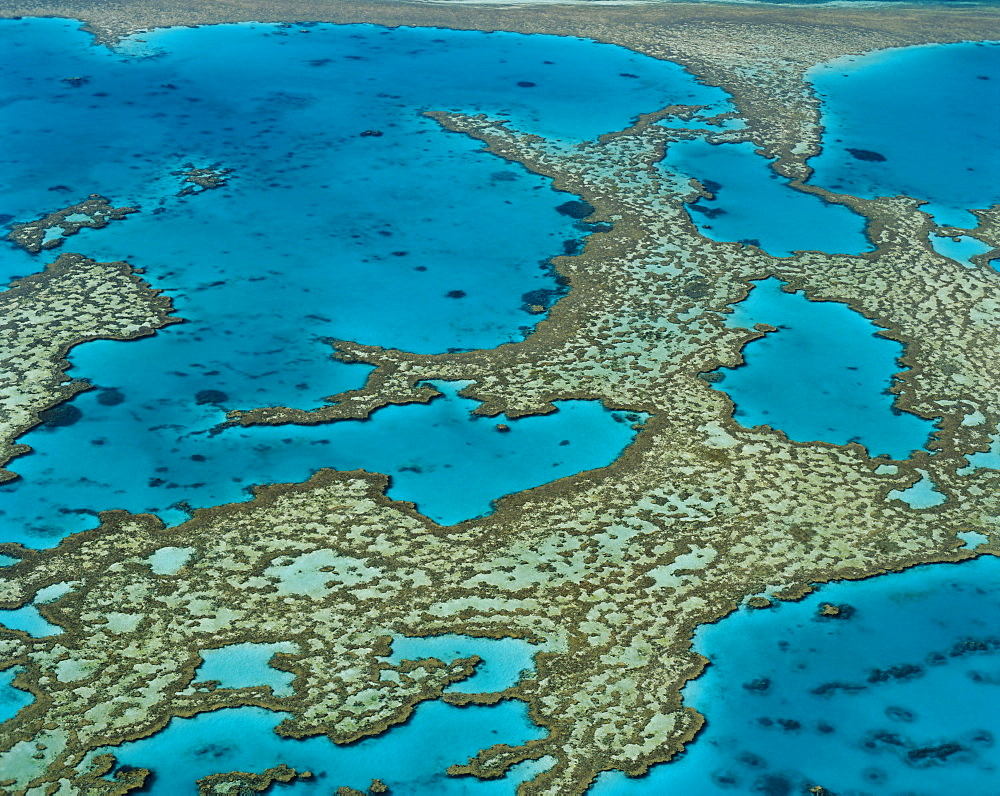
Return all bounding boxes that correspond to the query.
[662,138,870,258]
[0,16,709,546]
[0,380,644,544]
[88,699,549,793]
[0,668,33,726]
[930,232,995,268]
[386,634,552,694]
[193,642,299,697]
[709,277,936,460]
[808,41,1000,228]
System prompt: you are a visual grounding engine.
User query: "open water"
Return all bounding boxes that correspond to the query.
[592,557,1000,795]
[807,41,1000,228]
[0,18,694,543]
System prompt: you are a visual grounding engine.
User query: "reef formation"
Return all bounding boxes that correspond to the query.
[0,2,999,794]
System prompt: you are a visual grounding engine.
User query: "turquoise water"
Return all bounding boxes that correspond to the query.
[194,642,299,696]
[959,435,1000,475]
[387,635,547,694]
[930,233,995,268]
[0,668,33,725]
[90,636,549,792]
[90,701,549,793]
[591,557,1000,794]
[0,605,61,638]
[0,380,643,542]
[808,41,1000,228]
[3,19,999,795]
[662,139,870,257]
[711,278,936,460]
[0,583,71,637]
[0,17,713,546]
[887,470,948,509]
[191,635,546,699]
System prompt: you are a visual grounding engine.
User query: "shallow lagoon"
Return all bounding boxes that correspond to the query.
[0,380,643,543]
[0,668,33,726]
[1,18,702,545]
[710,277,935,460]
[91,635,551,793]
[194,642,299,696]
[592,557,1000,794]
[387,634,549,694]
[808,41,1000,227]
[663,138,870,258]
[929,232,995,269]
[91,702,550,794]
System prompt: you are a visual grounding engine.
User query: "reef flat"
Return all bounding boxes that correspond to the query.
[0,2,998,794]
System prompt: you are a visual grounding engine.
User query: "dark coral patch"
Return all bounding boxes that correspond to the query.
[39,404,82,428]
[847,148,887,162]
[96,388,125,406]
[556,200,595,220]
[195,389,228,405]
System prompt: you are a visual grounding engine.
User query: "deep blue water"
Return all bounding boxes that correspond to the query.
[710,277,936,460]
[808,41,1000,228]
[592,557,1000,795]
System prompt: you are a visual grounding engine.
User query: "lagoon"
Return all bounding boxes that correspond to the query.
[0,380,642,544]
[386,634,550,694]
[930,232,995,268]
[91,634,551,793]
[1,18,702,545]
[663,138,870,258]
[592,557,1000,795]
[807,41,1000,228]
[710,277,935,460]
[89,701,549,794]
[0,668,33,726]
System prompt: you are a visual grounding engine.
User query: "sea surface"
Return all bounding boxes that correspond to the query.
[0,18,693,544]
[0,17,998,795]
[591,557,1000,795]
[807,41,1000,227]
[662,139,871,258]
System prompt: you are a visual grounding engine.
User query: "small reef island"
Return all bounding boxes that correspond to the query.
[0,0,999,793]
